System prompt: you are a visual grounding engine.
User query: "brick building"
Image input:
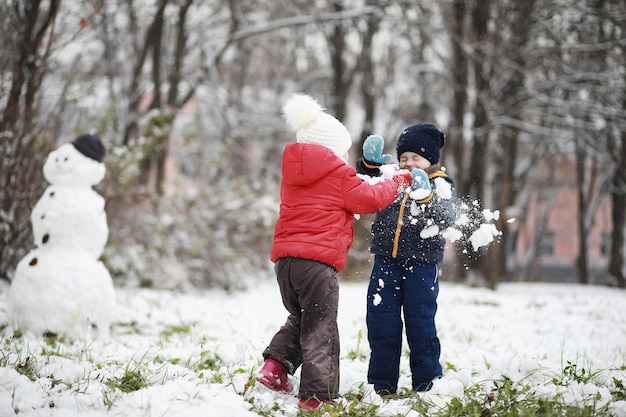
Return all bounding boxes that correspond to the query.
[503,156,612,283]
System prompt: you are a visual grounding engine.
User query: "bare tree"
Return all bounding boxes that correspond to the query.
[1,0,61,133]
[357,0,383,140]
[609,124,626,288]
[608,0,626,288]
[448,0,469,185]
[0,0,61,280]
[610,72,626,288]
[344,0,386,280]
[450,0,492,283]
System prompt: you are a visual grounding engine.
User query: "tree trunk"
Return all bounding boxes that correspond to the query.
[575,145,590,284]
[358,2,379,140]
[609,161,625,288]
[609,80,626,287]
[485,0,534,288]
[345,1,380,280]
[608,13,626,288]
[143,0,167,193]
[1,0,61,133]
[329,2,348,121]
[488,124,518,288]
[449,0,468,191]
[455,0,490,283]
[0,0,60,280]
[123,0,162,145]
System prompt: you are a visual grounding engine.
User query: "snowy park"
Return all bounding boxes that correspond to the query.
[1,1,626,416]
[1,275,625,416]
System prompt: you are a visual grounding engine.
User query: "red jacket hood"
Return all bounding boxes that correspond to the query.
[281,143,347,186]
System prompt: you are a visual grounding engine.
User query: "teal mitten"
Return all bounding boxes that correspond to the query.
[411,169,432,192]
[363,135,392,164]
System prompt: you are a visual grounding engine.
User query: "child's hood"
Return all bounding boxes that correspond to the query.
[281,142,348,186]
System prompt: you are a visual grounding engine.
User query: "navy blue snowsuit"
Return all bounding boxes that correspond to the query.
[357,158,458,393]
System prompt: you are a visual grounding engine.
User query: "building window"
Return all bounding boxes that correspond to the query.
[538,231,555,258]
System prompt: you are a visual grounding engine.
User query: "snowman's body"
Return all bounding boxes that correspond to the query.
[9,139,115,338]
[9,249,115,337]
[31,185,108,257]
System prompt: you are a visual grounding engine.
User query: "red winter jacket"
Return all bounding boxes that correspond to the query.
[271,143,402,272]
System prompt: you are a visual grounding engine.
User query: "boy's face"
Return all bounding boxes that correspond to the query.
[399,151,431,170]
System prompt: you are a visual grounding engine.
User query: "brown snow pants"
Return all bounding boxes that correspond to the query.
[263,257,340,400]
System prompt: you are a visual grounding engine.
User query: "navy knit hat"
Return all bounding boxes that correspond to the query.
[395,124,445,164]
[72,134,106,162]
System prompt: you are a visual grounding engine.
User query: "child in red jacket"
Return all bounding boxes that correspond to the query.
[256,93,411,410]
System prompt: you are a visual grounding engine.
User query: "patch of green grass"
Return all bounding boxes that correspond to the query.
[612,377,626,401]
[106,368,150,393]
[470,299,500,307]
[559,360,601,384]
[185,349,225,383]
[105,353,163,393]
[0,338,40,381]
[159,323,193,341]
[411,368,618,417]
[14,355,38,381]
[189,350,222,372]
[328,398,381,417]
[2,329,623,417]
[246,362,625,417]
[111,321,143,335]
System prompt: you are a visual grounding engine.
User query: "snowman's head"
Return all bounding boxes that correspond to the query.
[43,136,106,186]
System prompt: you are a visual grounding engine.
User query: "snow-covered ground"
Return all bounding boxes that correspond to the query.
[1,276,625,416]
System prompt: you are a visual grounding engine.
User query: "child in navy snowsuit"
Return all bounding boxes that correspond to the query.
[356,124,458,394]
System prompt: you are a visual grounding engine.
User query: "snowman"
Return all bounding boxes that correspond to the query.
[8,134,116,339]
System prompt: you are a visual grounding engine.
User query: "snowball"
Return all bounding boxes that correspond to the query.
[357,173,386,185]
[379,164,400,178]
[482,209,500,222]
[442,227,463,242]
[469,223,502,251]
[421,225,440,239]
[434,177,452,199]
[455,213,470,226]
[409,200,422,216]
[410,188,431,200]
[373,293,382,306]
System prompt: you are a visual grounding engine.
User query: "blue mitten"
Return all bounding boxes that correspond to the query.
[411,169,432,192]
[363,135,392,164]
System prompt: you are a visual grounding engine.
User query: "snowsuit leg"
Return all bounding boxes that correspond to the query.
[366,255,403,394]
[263,257,340,400]
[403,263,442,391]
[366,256,442,393]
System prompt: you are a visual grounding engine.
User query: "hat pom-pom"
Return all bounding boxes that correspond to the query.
[283,93,324,132]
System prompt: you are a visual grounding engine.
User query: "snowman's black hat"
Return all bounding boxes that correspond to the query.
[71,134,106,162]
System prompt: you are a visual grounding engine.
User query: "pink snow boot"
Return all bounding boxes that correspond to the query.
[255,357,293,393]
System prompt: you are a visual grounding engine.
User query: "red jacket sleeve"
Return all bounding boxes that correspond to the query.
[342,174,400,215]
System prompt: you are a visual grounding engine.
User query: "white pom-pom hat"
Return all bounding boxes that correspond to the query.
[282,93,352,158]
